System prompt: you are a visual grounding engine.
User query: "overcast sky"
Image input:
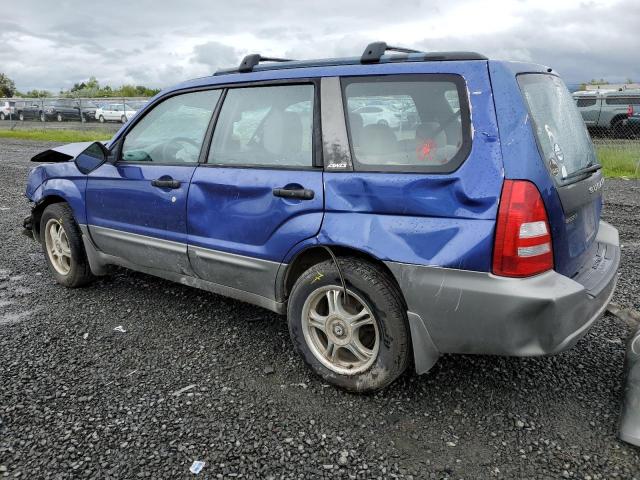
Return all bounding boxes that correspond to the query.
[1,0,638,92]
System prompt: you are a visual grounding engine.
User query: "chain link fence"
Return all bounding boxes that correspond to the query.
[0,97,151,134]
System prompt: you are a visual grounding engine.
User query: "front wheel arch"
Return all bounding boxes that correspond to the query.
[31,195,69,242]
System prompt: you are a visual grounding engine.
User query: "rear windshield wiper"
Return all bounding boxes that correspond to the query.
[563,163,602,180]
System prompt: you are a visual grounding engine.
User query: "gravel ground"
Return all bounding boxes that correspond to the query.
[0,138,639,479]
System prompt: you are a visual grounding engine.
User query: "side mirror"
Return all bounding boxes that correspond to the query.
[75,142,109,174]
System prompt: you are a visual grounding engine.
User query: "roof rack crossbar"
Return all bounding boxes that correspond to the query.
[238,54,295,73]
[361,41,423,63]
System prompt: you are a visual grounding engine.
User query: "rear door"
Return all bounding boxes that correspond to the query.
[86,89,221,274]
[518,74,603,277]
[187,82,323,300]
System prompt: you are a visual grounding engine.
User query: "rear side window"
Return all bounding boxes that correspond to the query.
[576,98,597,108]
[342,75,471,173]
[208,84,315,168]
[518,74,596,181]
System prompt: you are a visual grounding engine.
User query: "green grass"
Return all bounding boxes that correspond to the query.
[0,129,112,143]
[596,146,640,178]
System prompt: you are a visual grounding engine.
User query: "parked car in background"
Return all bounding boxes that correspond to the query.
[352,104,402,128]
[574,89,640,135]
[95,103,137,123]
[126,100,149,111]
[43,99,99,122]
[23,42,620,392]
[15,100,46,121]
[0,100,16,120]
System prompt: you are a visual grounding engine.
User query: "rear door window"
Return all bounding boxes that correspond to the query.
[208,84,315,168]
[342,75,471,173]
[518,74,597,182]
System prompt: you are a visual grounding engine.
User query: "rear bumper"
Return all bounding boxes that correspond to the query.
[387,220,620,373]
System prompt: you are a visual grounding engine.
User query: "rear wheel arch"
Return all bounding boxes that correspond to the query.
[280,245,406,309]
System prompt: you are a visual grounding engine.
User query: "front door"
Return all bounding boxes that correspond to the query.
[86,89,222,274]
[187,83,324,300]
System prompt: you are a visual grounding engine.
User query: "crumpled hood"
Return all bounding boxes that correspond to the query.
[30,141,96,163]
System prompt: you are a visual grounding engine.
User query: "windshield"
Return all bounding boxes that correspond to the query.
[518,74,596,181]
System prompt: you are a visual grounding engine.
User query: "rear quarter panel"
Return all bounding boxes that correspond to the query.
[309,60,503,271]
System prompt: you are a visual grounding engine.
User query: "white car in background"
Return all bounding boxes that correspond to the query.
[353,104,402,129]
[95,103,137,123]
[0,100,16,120]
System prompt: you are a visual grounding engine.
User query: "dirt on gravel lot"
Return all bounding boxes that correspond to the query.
[1,138,639,479]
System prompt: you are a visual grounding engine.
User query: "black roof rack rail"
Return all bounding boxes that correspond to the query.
[238,54,295,73]
[213,43,488,76]
[361,41,423,63]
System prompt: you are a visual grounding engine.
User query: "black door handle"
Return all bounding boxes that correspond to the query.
[273,187,315,200]
[151,178,181,189]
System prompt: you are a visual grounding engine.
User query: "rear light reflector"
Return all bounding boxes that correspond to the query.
[493,180,554,277]
[628,105,634,117]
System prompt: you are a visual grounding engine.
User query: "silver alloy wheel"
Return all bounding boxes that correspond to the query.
[301,286,379,375]
[56,113,62,122]
[44,219,72,275]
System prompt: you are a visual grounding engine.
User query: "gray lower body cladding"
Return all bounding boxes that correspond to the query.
[76,221,618,376]
[80,225,286,314]
[386,221,620,372]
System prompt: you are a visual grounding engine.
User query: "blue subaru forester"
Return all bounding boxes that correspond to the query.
[23,42,620,392]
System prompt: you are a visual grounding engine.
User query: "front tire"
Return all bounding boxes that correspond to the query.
[288,257,410,393]
[18,112,24,121]
[120,115,127,124]
[0,112,5,120]
[56,113,63,122]
[99,115,105,123]
[40,203,94,288]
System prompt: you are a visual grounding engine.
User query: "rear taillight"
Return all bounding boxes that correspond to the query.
[628,105,634,117]
[493,180,554,277]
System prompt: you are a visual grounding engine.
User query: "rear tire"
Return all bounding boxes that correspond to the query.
[40,112,45,122]
[121,115,127,124]
[287,257,410,393]
[56,113,63,122]
[0,112,5,120]
[40,203,94,288]
[18,112,24,121]
[99,115,105,123]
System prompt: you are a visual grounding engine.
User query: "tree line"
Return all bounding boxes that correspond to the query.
[0,73,161,98]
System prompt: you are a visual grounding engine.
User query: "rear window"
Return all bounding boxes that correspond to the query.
[518,74,596,181]
[342,75,471,173]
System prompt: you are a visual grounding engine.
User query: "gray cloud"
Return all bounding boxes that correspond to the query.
[0,0,638,91]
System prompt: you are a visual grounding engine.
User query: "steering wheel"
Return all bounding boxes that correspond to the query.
[161,137,200,163]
